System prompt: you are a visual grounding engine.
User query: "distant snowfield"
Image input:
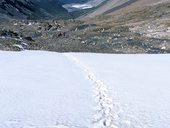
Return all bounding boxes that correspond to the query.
[63,3,92,12]
[71,4,93,9]
[63,0,106,12]
[0,51,170,128]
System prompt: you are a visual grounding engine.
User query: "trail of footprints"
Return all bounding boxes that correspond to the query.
[64,54,118,128]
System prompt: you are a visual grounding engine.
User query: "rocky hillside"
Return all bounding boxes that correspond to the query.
[81,0,170,53]
[83,0,136,18]
[0,0,169,53]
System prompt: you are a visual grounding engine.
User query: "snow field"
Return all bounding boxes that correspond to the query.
[0,51,94,128]
[0,51,170,128]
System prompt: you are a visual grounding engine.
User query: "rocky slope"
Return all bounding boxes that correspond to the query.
[0,0,169,53]
[0,0,70,20]
[84,0,135,18]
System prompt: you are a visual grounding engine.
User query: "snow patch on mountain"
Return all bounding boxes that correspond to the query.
[63,0,106,12]
[72,4,93,9]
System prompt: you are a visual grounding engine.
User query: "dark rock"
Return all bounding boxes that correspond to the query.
[25,36,34,41]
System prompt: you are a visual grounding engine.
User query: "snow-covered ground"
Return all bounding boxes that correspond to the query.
[0,51,170,128]
[73,53,170,128]
[0,51,94,128]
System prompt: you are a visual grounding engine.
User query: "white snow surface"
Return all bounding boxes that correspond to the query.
[0,51,170,128]
[0,51,94,128]
[63,0,106,12]
[71,4,93,9]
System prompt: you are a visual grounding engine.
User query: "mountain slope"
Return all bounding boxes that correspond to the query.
[0,0,169,53]
[83,0,169,18]
[84,0,136,18]
[62,0,89,4]
[0,0,70,20]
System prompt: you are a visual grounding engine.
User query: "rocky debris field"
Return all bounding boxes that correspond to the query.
[0,19,169,54]
[0,2,170,54]
[0,20,69,51]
